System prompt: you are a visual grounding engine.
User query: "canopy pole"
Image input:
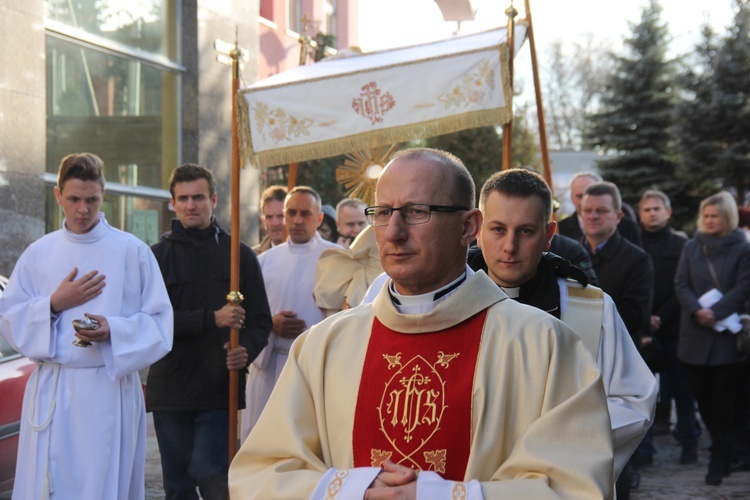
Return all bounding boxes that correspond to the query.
[227,31,244,465]
[502,2,518,170]
[524,0,554,198]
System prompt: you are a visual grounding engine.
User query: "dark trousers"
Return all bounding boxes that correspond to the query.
[153,409,230,500]
[685,363,743,461]
[660,337,700,446]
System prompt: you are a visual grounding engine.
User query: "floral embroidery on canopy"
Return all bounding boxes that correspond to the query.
[253,101,314,144]
[438,60,496,109]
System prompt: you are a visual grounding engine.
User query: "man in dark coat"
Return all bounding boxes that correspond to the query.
[582,182,653,344]
[148,164,272,500]
[559,171,642,247]
[549,232,598,285]
[581,181,654,498]
[638,190,698,465]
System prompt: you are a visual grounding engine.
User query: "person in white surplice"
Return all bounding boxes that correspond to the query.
[0,153,173,500]
[471,168,657,478]
[241,186,339,441]
[229,148,615,499]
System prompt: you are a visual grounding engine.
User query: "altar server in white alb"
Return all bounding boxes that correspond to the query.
[230,148,615,498]
[0,153,173,500]
[241,186,339,441]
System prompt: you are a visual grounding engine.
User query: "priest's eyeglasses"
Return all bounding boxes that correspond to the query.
[364,204,469,226]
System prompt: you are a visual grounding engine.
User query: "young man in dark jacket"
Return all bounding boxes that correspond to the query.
[148,163,272,499]
[638,190,698,465]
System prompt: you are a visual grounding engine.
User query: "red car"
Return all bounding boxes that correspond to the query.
[0,276,35,493]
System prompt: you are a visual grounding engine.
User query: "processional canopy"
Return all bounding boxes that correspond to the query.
[238,25,527,169]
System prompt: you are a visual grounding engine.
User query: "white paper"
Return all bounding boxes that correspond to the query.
[698,288,743,333]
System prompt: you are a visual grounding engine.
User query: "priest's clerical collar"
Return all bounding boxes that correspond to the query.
[389,267,473,309]
[500,286,521,298]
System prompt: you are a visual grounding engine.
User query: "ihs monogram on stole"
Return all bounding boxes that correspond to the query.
[353,312,486,480]
[371,351,461,473]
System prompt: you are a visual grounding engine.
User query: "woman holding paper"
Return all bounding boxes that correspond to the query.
[675,191,750,485]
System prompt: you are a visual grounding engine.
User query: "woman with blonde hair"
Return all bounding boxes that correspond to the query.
[675,191,750,485]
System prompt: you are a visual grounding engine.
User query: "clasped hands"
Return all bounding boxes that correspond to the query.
[365,460,418,500]
[695,308,717,327]
[272,311,307,339]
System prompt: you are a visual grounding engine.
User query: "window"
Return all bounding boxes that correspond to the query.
[45,0,175,59]
[44,0,180,242]
[287,0,302,33]
[323,0,337,38]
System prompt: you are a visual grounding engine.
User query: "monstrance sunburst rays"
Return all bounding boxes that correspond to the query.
[335,145,396,206]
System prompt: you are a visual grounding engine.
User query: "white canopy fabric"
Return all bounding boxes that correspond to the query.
[238,25,527,169]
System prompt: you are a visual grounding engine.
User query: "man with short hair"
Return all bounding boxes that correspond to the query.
[149,163,272,499]
[638,190,698,464]
[0,153,174,499]
[229,148,614,498]
[335,197,368,247]
[582,181,655,497]
[253,185,287,255]
[242,186,340,440]
[582,182,654,344]
[472,168,656,479]
[559,171,642,246]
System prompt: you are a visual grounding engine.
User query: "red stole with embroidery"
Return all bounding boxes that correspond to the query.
[352,310,487,480]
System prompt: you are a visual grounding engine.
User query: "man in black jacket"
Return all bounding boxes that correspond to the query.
[582,181,654,496]
[582,182,654,344]
[148,164,272,500]
[639,190,698,465]
[559,171,642,247]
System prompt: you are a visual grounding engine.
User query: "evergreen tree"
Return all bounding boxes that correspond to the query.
[672,26,722,229]
[585,0,679,208]
[712,2,750,205]
[673,2,750,230]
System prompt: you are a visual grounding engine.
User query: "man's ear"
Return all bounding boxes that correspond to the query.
[544,221,557,251]
[460,209,482,247]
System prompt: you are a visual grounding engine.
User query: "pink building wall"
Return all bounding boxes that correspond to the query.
[258,0,359,79]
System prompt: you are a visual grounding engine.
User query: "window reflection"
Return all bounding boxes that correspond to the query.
[45,0,174,58]
[46,36,178,190]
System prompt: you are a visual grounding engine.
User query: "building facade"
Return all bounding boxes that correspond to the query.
[0,0,358,276]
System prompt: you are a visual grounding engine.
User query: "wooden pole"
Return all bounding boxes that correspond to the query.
[524,0,554,198]
[227,36,243,464]
[502,2,518,170]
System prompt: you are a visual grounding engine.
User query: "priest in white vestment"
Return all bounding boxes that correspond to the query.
[230,148,615,498]
[0,153,173,500]
[241,186,339,441]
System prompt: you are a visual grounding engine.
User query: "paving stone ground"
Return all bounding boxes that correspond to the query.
[632,426,750,499]
[5,413,750,499]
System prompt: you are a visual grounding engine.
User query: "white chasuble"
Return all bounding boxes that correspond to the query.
[229,272,614,499]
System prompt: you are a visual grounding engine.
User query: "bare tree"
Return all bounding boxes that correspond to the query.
[542,35,614,150]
